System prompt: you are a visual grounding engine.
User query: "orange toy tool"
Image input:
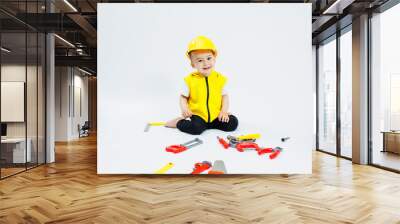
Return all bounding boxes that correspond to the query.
[191,161,212,174]
[166,138,203,154]
[236,142,259,152]
[217,136,230,149]
[269,147,283,159]
[257,147,274,155]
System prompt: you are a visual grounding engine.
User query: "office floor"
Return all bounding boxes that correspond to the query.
[372,150,400,171]
[0,135,400,223]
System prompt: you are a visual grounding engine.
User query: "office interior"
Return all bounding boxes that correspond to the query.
[0,0,400,223]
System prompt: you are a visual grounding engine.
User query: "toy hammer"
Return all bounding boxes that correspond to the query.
[144,122,166,132]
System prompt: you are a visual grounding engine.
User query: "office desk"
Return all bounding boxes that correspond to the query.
[382,131,400,154]
[1,138,32,163]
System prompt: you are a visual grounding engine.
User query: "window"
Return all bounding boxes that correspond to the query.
[318,37,337,154]
[339,29,352,158]
[371,3,400,171]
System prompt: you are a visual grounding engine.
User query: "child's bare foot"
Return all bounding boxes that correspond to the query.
[165,117,184,128]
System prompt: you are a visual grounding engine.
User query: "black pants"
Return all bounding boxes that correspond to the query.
[177,115,238,135]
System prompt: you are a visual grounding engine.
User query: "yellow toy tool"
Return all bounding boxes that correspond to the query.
[144,122,166,132]
[155,162,174,174]
[237,134,261,140]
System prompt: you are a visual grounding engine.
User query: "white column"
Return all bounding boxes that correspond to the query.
[352,14,369,164]
[46,32,55,163]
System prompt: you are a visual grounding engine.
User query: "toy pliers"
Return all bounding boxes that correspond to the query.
[166,138,203,154]
[217,136,230,149]
[269,147,283,159]
[236,142,260,152]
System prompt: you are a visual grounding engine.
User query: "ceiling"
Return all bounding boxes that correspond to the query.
[0,0,393,74]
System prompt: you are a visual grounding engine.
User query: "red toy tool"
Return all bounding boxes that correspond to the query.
[257,147,274,155]
[236,142,259,152]
[236,142,274,154]
[166,138,203,154]
[269,147,283,159]
[217,136,230,149]
[191,161,212,174]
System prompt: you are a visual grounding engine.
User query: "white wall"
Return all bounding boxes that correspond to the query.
[55,67,89,141]
[98,4,313,174]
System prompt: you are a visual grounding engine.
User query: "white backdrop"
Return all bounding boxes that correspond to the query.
[98,3,313,174]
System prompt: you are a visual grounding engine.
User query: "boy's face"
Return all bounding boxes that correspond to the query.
[189,50,216,76]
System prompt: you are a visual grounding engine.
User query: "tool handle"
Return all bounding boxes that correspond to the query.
[257,148,273,155]
[237,133,261,140]
[165,145,187,153]
[217,137,230,149]
[236,142,260,152]
[269,150,281,159]
[149,122,166,126]
[155,162,174,174]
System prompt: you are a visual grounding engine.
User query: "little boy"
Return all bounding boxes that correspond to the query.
[165,36,239,135]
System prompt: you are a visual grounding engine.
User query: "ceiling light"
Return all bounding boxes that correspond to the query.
[322,0,354,15]
[78,67,93,76]
[63,0,78,12]
[54,34,75,48]
[1,47,11,53]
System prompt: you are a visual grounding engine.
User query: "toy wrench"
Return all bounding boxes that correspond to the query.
[166,138,203,154]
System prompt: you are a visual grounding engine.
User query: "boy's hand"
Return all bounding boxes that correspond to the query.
[218,111,230,123]
[182,108,193,118]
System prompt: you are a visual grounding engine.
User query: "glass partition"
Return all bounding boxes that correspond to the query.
[317,36,337,154]
[371,4,400,171]
[339,29,352,158]
[0,1,46,179]
[1,31,28,177]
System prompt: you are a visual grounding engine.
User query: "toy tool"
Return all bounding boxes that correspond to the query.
[226,135,256,148]
[144,122,166,132]
[237,133,261,141]
[191,161,212,174]
[236,142,273,153]
[257,147,274,155]
[155,162,174,174]
[217,136,230,149]
[281,137,290,142]
[166,138,203,154]
[269,147,283,159]
[208,160,227,174]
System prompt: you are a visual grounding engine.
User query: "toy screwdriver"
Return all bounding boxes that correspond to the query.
[166,138,203,154]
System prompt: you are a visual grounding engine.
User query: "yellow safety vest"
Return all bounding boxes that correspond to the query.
[184,70,227,122]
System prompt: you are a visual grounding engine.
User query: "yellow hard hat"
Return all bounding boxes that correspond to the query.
[186,36,217,57]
